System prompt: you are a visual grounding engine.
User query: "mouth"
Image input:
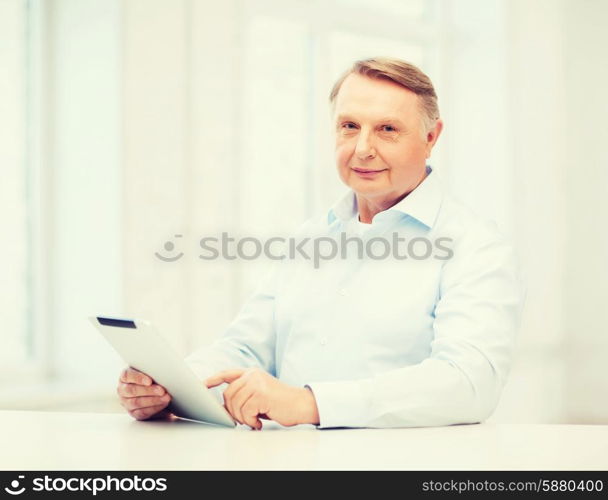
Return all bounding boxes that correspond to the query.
[351,167,387,178]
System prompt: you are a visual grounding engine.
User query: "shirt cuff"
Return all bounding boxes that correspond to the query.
[305,380,371,429]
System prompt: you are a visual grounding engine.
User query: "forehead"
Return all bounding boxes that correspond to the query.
[333,73,421,123]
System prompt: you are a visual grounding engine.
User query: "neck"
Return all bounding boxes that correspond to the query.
[356,169,428,224]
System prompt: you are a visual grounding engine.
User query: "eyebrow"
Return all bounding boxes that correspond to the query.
[336,114,406,127]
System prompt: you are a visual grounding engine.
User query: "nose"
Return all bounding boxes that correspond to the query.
[355,129,376,160]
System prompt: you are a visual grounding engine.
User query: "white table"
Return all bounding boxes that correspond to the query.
[1,410,607,470]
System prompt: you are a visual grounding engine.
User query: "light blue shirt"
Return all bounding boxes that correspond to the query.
[186,167,525,428]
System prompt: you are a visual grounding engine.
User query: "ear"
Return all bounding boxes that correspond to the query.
[425,119,443,158]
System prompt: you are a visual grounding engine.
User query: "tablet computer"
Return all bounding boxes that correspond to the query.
[90,316,235,428]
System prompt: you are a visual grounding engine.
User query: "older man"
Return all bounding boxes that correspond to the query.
[117,58,524,429]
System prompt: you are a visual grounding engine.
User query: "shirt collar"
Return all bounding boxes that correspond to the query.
[327,166,444,229]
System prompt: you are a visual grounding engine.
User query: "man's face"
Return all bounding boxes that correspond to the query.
[333,73,442,204]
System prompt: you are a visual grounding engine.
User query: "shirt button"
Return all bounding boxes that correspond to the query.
[338,288,347,296]
[320,338,328,346]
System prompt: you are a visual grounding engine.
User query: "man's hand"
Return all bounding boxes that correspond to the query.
[205,368,320,430]
[117,367,173,421]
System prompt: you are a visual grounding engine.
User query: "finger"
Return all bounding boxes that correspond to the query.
[205,369,245,388]
[118,382,165,398]
[122,394,171,412]
[222,373,249,403]
[241,394,263,430]
[229,383,255,427]
[130,404,170,421]
[222,376,250,424]
[120,367,152,386]
[204,369,246,388]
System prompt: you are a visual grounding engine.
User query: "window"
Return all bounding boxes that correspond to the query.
[234,0,442,295]
[0,0,32,379]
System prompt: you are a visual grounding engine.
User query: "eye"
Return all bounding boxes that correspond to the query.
[341,122,357,130]
[381,125,397,133]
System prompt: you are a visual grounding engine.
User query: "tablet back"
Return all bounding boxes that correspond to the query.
[90,316,235,427]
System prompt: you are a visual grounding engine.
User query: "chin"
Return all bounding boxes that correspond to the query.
[349,176,385,187]
[350,182,387,196]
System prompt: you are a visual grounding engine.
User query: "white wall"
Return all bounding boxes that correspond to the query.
[488,0,608,424]
[439,0,513,236]
[122,0,193,356]
[487,0,570,423]
[560,0,608,423]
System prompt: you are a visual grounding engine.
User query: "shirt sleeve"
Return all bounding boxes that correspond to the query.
[306,228,526,429]
[184,260,280,384]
